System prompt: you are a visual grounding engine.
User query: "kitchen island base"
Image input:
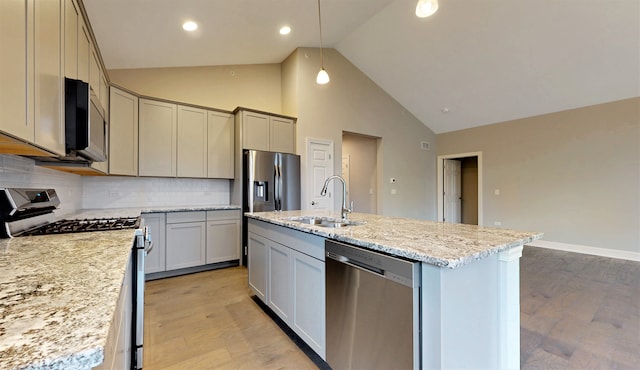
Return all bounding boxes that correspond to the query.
[422,246,522,369]
[245,211,540,369]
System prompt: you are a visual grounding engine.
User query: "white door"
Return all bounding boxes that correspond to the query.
[307,138,334,211]
[444,159,462,223]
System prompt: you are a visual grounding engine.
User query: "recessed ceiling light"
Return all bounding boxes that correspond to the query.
[279,26,291,35]
[182,21,198,32]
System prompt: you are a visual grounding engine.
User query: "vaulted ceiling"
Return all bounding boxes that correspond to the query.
[84,0,640,133]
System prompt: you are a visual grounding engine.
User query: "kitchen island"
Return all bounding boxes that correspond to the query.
[246,210,543,369]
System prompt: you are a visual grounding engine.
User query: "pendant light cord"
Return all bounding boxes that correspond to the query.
[318,0,324,68]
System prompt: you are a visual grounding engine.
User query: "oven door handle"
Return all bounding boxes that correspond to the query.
[143,226,153,254]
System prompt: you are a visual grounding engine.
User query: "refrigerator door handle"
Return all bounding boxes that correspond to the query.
[274,163,282,211]
[248,153,255,212]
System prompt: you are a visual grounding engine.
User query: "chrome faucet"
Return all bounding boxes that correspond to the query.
[320,175,352,220]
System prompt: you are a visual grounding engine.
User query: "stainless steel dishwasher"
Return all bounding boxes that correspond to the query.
[325,240,421,370]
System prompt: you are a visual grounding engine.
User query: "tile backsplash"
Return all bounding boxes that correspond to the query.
[81,176,231,209]
[1,154,233,213]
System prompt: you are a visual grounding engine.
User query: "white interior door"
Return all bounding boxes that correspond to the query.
[307,138,334,211]
[444,159,462,223]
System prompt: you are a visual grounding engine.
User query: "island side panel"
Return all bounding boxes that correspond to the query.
[498,245,524,369]
[421,255,502,369]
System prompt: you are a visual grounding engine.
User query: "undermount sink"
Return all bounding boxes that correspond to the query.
[285,216,364,228]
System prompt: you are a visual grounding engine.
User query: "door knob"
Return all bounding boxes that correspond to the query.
[311,201,318,205]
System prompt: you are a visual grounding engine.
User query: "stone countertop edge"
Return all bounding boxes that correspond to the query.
[245,211,543,268]
[0,230,136,370]
[64,205,241,219]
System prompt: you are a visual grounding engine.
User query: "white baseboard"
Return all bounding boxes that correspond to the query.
[526,240,640,261]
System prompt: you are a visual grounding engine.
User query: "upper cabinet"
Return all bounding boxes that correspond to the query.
[237,110,296,154]
[1,0,110,161]
[109,87,138,176]
[177,105,208,178]
[0,0,33,145]
[77,20,90,83]
[208,111,234,179]
[0,0,66,156]
[138,97,235,179]
[64,0,79,80]
[270,116,296,153]
[34,0,65,156]
[139,99,178,177]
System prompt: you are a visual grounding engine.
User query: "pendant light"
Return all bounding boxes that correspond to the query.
[316,0,330,84]
[416,0,438,18]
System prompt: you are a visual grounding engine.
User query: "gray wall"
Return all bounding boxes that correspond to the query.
[282,48,438,219]
[437,97,640,254]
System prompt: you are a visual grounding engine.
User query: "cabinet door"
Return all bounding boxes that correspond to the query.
[177,105,207,178]
[143,213,166,274]
[0,0,32,142]
[270,117,295,154]
[166,221,206,270]
[292,250,326,358]
[207,111,234,179]
[242,111,270,151]
[77,21,90,83]
[248,232,268,303]
[34,0,65,156]
[89,42,100,94]
[109,87,138,176]
[99,73,109,111]
[139,99,177,177]
[268,241,292,323]
[206,219,240,264]
[64,0,79,79]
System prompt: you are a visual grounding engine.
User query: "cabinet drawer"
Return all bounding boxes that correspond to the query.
[248,218,270,237]
[249,219,325,261]
[268,223,325,261]
[166,211,206,224]
[206,209,240,221]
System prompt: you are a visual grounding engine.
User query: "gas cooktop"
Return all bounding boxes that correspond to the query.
[1,188,142,238]
[17,217,141,237]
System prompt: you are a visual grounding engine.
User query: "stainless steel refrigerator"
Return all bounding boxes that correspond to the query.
[242,150,301,263]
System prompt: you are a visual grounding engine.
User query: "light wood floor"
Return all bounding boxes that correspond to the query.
[143,267,317,369]
[144,247,640,369]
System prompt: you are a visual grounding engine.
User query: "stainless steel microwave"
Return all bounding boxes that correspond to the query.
[64,78,107,162]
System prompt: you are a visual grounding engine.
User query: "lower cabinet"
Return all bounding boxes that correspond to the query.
[247,231,268,302]
[142,213,166,274]
[206,210,240,264]
[166,212,206,270]
[143,210,241,278]
[247,219,326,359]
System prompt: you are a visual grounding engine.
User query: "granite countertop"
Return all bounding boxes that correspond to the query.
[246,210,543,268]
[0,229,136,370]
[0,204,241,369]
